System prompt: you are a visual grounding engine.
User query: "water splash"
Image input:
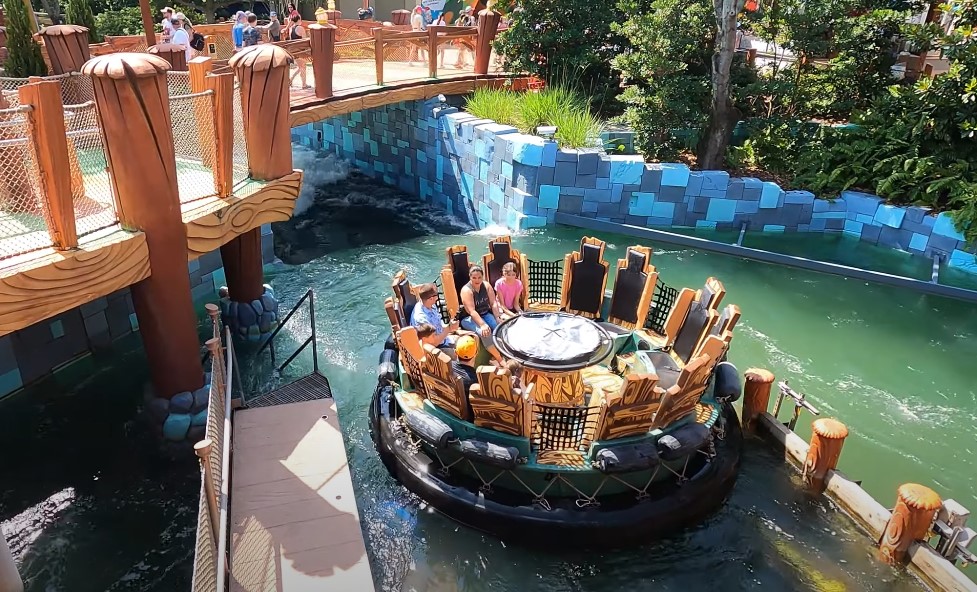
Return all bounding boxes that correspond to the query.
[292,146,351,216]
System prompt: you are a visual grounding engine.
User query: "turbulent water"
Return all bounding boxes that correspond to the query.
[3,146,976,590]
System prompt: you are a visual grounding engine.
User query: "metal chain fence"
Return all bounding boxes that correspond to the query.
[232,85,249,186]
[63,102,118,236]
[170,91,219,204]
[0,106,52,259]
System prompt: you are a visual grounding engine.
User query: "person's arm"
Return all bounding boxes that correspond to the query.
[513,280,525,313]
[461,286,488,328]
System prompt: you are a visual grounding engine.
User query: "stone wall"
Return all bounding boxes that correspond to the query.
[0,224,277,400]
[290,99,976,275]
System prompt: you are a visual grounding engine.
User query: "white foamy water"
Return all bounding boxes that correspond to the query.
[292,146,351,216]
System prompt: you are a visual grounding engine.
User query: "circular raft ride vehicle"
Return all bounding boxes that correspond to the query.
[370,235,744,547]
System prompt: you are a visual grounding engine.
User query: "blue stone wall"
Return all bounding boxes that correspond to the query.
[290,99,976,276]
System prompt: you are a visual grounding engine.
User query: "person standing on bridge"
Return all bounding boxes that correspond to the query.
[232,11,247,51]
[263,12,282,42]
[242,13,261,47]
[287,15,311,89]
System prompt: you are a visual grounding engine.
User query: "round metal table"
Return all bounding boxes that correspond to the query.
[494,312,614,404]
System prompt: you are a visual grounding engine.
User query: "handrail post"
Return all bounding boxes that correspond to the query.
[309,23,337,99]
[18,80,78,250]
[374,27,385,86]
[427,26,438,78]
[309,289,318,373]
[205,303,221,338]
[203,72,234,198]
[474,8,501,75]
[193,438,220,548]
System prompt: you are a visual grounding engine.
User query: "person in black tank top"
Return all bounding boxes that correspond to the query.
[458,265,504,364]
[287,15,310,89]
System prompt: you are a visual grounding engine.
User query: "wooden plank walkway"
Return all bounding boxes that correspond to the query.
[228,394,374,591]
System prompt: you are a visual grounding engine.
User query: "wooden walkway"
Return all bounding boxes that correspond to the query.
[228,376,374,592]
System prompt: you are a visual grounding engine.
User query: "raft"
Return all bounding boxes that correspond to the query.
[370,235,745,547]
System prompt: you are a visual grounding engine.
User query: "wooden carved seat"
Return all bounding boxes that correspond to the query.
[594,373,664,440]
[651,354,712,429]
[397,326,427,396]
[420,343,471,421]
[469,365,533,437]
[439,245,471,319]
[710,303,741,337]
[560,237,609,319]
[391,269,419,327]
[601,246,657,334]
[482,235,529,309]
[531,402,602,467]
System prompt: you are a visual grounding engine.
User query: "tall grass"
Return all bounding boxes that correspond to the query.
[463,86,603,149]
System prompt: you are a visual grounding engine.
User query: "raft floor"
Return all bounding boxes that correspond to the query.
[228,397,374,592]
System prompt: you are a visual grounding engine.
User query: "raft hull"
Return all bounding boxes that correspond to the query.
[369,385,743,548]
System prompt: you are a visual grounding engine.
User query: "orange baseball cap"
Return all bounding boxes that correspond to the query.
[455,335,478,360]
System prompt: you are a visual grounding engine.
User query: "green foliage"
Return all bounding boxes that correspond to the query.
[494,0,626,115]
[66,0,103,43]
[464,87,604,149]
[2,0,48,77]
[727,118,817,174]
[93,6,145,36]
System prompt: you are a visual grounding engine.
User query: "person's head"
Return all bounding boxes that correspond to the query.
[270,11,278,21]
[161,6,173,18]
[455,334,479,363]
[468,264,484,287]
[417,283,439,307]
[502,262,518,279]
[504,359,523,384]
[235,10,246,22]
[173,12,186,24]
[463,6,472,14]
[247,13,257,24]
[416,322,439,346]
[291,14,301,23]
[287,2,296,11]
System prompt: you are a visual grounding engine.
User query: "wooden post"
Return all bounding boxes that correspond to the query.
[427,26,438,79]
[226,45,292,304]
[18,81,78,250]
[193,438,220,547]
[802,418,848,493]
[390,9,409,25]
[203,72,234,198]
[0,525,22,592]
[188,57,217,174]
[149,43,188,71]
[474,8,500,75]
[205,302,220,335]
[879,483,943,565]
[80,53,204,399]
[742,368,774,433]
[309,23,337,99]
[374,27,385,85]
[138,0,156,49]
[38,25,91,74]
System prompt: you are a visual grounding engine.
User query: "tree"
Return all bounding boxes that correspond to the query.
[2,0,47,77]
[66,0,102,43]
[697,0,746,169]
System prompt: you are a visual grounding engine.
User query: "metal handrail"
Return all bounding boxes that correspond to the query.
[772,380,820,431]
[256,288,319,374]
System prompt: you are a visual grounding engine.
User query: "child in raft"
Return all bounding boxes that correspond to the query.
[493,262,524,319]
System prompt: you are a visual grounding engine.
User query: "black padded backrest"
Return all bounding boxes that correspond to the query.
[609,249,648,324]
[672,300,709,363]
[486,241,515,286]
[450,251,470,299]
[394,278,418,323]
[568,244,606,315]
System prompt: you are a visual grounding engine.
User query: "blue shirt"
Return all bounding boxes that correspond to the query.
[242,25,261,47]
[232,23,246,48]
[410,303,447,345]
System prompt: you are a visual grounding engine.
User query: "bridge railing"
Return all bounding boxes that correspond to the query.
[191,312,234,592]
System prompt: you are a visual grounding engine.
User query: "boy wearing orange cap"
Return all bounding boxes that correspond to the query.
[450,334,479,393]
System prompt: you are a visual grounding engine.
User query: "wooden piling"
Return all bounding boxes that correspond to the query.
[742,368,774,433]
[879,483,942,565]
[148,43,188,71]
[474,8,501,75]
[802,418,848,493]
[309,24,337,99]
[38,25,91,74]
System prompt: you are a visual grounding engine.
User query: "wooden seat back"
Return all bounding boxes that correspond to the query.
[560,236,609,318]
[696,332,733,371]
[384,297,401,332]
[651,353,712,429]
[420,343,470,420]
[482,235,528,308]
[396,326,426,395]
[607,246,658,330]
[469,365,533,437]
[391,269,418,327]
[440,245,471,319]
[711,303,740,337]
[701,277,726,310]
[594,373,664,440]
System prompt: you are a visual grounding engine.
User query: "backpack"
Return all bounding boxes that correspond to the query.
[190,31,205,51]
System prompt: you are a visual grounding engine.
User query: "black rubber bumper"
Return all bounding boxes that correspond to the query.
[369,386,743,548]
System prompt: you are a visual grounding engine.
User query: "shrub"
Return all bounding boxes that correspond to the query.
[464,88,519,127]
[2,0,48,77]
[65,0,102,43]
[463,87,603,149]
[94,6,145,37]
[516,86,586,134]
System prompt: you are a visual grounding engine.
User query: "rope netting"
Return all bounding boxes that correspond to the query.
[58,74,95,107]
[231,85,249,185]
[0,106,51,259]
[167,71,193,96]
[0,77,28,108]
[63,102,118,236]
[527,259,564,306]
[645,278,678,335]
[170,91,219,203]
[208,36,237,60]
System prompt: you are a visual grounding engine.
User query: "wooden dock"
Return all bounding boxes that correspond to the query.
[228,390,374,591]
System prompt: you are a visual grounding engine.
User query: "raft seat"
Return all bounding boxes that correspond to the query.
[593,373,663,441]
[421,343,471,421]
[531,401,603,467]
[601,246,658,333]
[439,245,472,320]
[469,365,534,438]
[651,353,713,429]
[560,237,609,319]
[391,269,419,328]
[482,235,530,310]
[397,326,427,397]
[637,285,721,380]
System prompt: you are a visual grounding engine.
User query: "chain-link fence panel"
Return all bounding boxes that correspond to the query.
[59,73,95,107]
[168,70,193,97]
[0,106,52,259]
[232,85,249,186]
[170,91,219,204]
[0,77,29,108]
[63,102,118,237]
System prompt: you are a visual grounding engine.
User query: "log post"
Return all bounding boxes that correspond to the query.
[427,26,438,79]
[474,8,501,75]
[149,43,188,71]
[374,27,385,85]
[18,80,77,250]
[0,525,22,592]
[879,483,942,565]
[193,438,220,547]
[138,0,156,49]
[205,302,220,334]
[391,9,409,25]
[742,368,774,433]
[308,24,337,99]
[802,418,848,493]
[80,53,204,398]
[38,24,91,74]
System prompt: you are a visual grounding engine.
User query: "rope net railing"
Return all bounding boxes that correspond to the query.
[0,77,28,108]
[645,278,678,335]
[170,91,219,204]
[231,85,250,186]
[63,102,118,236]
[167,71,192,97]
[58,73,95,107]
[527,259,564,306]
[0,106,51,259]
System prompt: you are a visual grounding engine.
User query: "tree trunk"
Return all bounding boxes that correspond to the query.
[698,0,744,169]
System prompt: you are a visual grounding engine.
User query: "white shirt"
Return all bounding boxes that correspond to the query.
[162,17,175,39]
[171,28,192,62]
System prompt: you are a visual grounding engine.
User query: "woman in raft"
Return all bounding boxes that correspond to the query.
[458,265,504,364]
[493,262,524,319]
